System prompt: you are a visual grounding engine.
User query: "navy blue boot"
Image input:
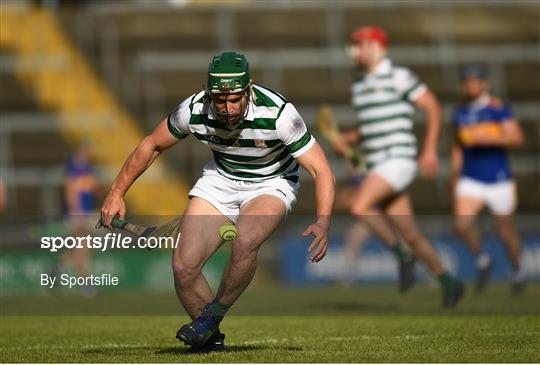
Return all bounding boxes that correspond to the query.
[176,309,223,349]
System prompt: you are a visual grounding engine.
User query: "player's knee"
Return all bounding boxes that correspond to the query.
[454,219,471,236]
[349,203,369,218]
[172,259,200,284]
[496,222,514,242]
[231,236,259,262]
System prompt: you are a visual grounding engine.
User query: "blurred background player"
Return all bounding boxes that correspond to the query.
[451,65,525,294]
[315,104,371,285]
[100,52,334,353]
[51,141,101,296]
[334,162,371,285]
[332,26,464,306]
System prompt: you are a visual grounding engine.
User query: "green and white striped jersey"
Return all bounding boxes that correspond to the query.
[167,84,315,182]
[351,58,427,169]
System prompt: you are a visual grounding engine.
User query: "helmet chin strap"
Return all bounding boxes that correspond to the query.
[223,103,249,128]
[223,108,241,127]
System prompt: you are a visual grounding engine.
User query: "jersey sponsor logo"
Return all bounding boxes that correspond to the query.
[203,135,222,144]
[254,139,268,148]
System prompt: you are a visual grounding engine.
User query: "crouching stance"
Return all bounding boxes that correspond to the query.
[100,52,335,352]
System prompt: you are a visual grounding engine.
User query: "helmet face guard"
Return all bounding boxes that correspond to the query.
[209,89,250,127]
[206,52,251,126]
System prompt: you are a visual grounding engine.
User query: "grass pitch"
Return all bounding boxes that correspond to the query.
[1,284,539,362]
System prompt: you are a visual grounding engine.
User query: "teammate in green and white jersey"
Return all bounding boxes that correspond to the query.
[333,26,464,307]
[101,52,335,352]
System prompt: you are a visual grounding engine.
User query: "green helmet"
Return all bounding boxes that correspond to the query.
[207,52,250,94]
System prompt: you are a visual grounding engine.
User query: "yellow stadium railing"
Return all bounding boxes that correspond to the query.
[0,7,189,216]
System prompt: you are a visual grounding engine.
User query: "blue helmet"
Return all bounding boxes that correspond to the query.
[460,64,487,80]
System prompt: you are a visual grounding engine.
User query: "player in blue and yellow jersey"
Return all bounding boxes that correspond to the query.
[451,65,525,294]
[65,142,99,217]
[52,141,101,295]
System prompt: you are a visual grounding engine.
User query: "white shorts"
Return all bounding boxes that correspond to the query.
[189,168,299,222]
[456,177,517,215]
[370,158,417,193]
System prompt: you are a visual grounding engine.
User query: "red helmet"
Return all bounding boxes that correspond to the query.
[350,26,388,48]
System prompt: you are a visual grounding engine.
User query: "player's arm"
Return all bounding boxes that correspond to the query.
[448,117,463,193]
[296,142,335,263]
[315,104,359,156]
[332,127,360,158]
[64,176,80,215]
[468,118,524,148]
[101,118,180,226]
[414,88,442,178]
[0,181,6,213]
[341,127,361,145]
[450,143,463,193]
[280,103,335,262]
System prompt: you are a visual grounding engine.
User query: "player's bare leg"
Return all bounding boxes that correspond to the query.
[336,184,370,284]
[344,222,369,258]
[73,247,91,275]
[349,173,406,250]
[216,194,286,305]
[386,193,464,305]
[55,221,95,296]
[341,222,370,284]
[454,196,491,292]
[177,195,286,348]
[454,197,485,255]
[494,214,524,293]
[494,214,521,269]
[385,193,444,275]
[349,173,415,291]
[172,197,229,319]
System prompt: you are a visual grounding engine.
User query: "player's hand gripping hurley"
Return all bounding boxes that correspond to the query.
[316,104,365,172]
[95,216,181,241]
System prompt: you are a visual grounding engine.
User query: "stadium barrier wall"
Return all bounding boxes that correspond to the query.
[280,234,540,285]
